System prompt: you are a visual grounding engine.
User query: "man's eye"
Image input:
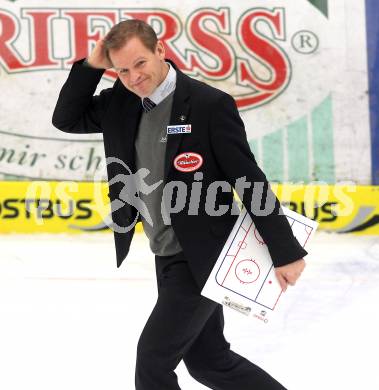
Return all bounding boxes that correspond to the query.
[137,61,146,67]
[120,69,128,75]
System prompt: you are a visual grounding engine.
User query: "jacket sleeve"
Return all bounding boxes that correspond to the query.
[52,58,113,134]
[209,92,307,267]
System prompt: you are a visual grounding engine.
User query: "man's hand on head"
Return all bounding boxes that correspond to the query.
[275,258,306,292]
[86,39,113,69]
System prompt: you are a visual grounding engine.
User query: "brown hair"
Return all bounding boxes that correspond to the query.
[103,19,158,63]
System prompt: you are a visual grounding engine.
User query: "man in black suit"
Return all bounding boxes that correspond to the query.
[53,19,307,390]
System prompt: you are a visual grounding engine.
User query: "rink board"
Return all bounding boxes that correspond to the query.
[0,182,378,234]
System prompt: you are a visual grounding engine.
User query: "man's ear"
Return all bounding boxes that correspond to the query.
[156,40,165,59]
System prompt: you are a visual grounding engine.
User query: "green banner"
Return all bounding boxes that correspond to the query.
[308,0,328,18]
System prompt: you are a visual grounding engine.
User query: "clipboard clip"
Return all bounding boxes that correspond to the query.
[222,296,251,316]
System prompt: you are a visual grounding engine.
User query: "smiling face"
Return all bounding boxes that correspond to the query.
[109,36,169,98]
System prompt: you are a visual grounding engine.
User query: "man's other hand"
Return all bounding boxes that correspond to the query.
[275,259,306,292]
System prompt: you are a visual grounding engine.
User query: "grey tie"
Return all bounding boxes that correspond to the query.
[142,97,156,112]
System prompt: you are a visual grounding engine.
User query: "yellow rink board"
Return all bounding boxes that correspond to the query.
[0,181,378,234]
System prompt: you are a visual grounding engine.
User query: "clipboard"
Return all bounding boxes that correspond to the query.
[201,206,318,323]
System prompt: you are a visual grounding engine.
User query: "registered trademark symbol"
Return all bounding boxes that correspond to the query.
[291,30,319,54]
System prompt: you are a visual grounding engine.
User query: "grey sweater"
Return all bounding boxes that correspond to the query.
[134,92,183,256]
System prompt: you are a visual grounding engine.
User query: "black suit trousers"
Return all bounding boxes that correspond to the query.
[134,252,287,390]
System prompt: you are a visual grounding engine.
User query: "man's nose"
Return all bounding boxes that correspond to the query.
[129,70,142,85]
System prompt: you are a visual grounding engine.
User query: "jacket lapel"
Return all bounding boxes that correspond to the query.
[163,62,191,185]
[112,83,142,172]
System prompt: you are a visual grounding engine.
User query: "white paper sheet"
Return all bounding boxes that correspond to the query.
[201,206,318,323]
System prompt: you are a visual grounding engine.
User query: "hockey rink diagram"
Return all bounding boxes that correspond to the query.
[214,210,316,312]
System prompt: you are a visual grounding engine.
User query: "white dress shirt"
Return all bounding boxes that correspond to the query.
[142,62,177,107]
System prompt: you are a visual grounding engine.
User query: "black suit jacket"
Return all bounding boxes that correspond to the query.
[52,58,307,289]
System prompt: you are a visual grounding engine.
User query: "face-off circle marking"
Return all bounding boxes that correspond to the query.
[235,259,260,284]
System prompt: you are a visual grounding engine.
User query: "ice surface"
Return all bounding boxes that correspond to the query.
[0,232,378,390]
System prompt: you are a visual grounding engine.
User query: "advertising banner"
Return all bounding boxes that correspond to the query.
[1,181,379,234]
[0,0,372,184]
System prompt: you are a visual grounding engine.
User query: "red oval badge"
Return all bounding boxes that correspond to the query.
[173,152,203,172]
